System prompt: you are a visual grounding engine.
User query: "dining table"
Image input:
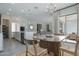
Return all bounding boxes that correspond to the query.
[33,34,65,56]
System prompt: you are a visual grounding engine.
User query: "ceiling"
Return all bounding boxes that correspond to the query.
[0,3,75,23]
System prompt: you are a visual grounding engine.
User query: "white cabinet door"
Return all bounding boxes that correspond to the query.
[14,32,21,41]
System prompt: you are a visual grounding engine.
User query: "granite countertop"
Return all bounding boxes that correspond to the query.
[45,36,60,42]
[33,35,62,42]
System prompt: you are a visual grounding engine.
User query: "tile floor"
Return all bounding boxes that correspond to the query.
[0,38,78,56]
[0,39,26,56]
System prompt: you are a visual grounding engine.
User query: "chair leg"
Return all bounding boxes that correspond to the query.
[26,50,28,56]
[33,41,37,56]
[25,39,28,56]
[60,50,64,56]
[62,51,64,56]
[59,49,61,56]
[74,42,79,56]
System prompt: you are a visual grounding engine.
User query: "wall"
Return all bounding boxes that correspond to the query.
[0,14,3,51]
[0,33,3,51]
[77,4,79,35]
[1,12,54,41]
[54,4,77,34]
[26,20,53,33]
[11,16,27,41]
[1,15,27,41]
[0,14,11,51]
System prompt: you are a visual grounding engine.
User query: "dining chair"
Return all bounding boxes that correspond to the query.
[24,31,47,56]
[60,35,79,56]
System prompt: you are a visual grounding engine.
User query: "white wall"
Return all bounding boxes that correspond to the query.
[26,20,53,33]
[77,4,79,35]
[1,15,27,41]
[0,33,3,51]
[1,12,54,41]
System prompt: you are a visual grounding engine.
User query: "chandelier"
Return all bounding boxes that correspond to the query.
[46,3,56,16]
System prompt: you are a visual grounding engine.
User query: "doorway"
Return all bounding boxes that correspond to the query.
[37,24,42,34]
[2,19,9,39]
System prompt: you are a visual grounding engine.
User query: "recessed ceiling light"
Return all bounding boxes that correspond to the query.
[21,9,25,13]
[50,3,53,6]
[8,8,12,11]
[54,4,56,7]
[10,3,15,5]
[34,6,38,9]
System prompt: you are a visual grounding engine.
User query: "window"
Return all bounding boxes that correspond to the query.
[58,14,77,35]
[11,23,20,32]
[16,23,20,32]
[66,14,77,34]
[12,23,16,32]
